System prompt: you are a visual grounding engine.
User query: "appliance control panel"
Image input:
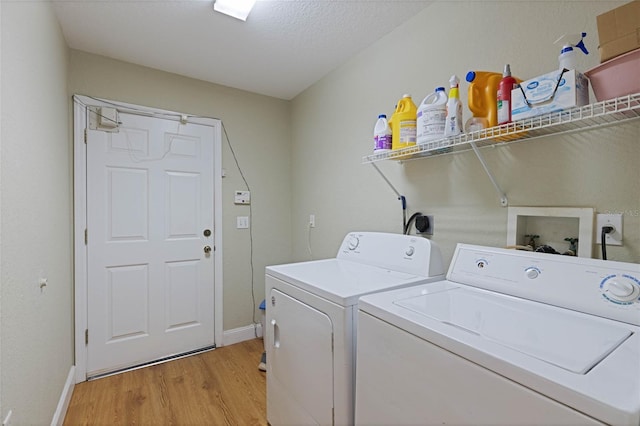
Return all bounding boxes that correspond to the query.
[337,232,445,278]
[449,244,640,326]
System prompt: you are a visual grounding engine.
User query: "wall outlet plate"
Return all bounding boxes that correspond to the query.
[596,213,623,245]
[234,190,250,205]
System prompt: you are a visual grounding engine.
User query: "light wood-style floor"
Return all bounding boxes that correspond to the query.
[64,339,266,425]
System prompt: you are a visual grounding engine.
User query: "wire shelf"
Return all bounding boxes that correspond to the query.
[362,93,640,164]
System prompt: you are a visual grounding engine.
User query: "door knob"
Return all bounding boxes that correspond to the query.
[204,245,212,254]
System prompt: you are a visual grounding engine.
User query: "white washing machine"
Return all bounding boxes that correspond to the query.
[265,232,445,426]
[356,244,640,425]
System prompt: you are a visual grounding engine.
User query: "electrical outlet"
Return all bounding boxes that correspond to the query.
[309,214,316,228]
[596,213,623,245]
[415,214,434,235]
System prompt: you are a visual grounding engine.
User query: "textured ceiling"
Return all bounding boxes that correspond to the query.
[52,0,432,100]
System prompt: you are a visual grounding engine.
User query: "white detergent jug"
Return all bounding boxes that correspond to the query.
[417,87,447,144]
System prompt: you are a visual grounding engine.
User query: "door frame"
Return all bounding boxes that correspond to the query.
[72,94,223,382]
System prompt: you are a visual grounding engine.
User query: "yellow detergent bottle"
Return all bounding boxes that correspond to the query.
[390,94,417,151]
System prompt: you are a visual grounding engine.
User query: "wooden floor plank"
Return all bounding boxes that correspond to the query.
[64,339,266,425]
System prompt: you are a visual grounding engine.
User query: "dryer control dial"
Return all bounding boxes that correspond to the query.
[475,259,488,269]
[405,246,415,257]
[347,235,360,250]
[601,275,640,304]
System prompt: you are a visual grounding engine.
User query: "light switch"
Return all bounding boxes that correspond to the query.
[237,216,249,229]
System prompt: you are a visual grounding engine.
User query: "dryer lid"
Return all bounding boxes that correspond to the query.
[267,259,438,306]
[395,287,632,374]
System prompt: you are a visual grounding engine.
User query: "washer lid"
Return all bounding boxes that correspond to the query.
[395,287,632,374]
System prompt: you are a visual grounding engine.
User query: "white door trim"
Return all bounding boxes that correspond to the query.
[73,94,223,383]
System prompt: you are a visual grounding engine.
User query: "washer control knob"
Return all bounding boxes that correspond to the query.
[602,276,640,303]
[405,246,415,257]
[347,235,360,250]
[607,280,635,298]
[525,267,540,279]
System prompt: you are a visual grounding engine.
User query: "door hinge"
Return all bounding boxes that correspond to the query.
[84,229,88,245]
[84,128,88,144]
[85,329,89,345]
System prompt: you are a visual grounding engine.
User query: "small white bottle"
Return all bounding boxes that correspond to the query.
[444,75,463,137]
[373,114,392,153]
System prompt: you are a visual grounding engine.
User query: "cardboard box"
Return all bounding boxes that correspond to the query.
[511,69,589,121]
[597,0,640,62]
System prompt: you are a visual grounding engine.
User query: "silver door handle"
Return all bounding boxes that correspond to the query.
[204,245,212,254]
[272,319,280,348]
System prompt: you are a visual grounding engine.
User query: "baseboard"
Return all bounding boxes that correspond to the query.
[51,366,75,426]
[222,323,262,346]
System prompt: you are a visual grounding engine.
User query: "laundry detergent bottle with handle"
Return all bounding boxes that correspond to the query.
[390,94,418,150]
[444,76,463,137]
[465,70,502,129]
[417,87,447,144]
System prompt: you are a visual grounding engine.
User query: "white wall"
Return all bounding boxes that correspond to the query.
[291,1,640,265]
[0,1,73,424]
[68,51,293,331]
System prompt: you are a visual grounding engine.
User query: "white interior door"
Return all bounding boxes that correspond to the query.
[86,108,216,377]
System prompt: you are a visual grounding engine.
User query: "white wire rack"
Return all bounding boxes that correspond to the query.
[362,92,640,164]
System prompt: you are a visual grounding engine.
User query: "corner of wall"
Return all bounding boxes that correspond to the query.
[51,367,76,426]
[0,0,4,419]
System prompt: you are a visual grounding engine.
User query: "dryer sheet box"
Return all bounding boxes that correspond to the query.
[511,69,589,121]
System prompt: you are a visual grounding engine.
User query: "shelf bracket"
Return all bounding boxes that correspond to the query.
[371,163,409,233]
[370,162,401,198]
[470,142,508,207]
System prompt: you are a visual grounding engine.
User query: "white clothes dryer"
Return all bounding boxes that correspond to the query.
[265,232,445,426]
[356,244,640,425]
